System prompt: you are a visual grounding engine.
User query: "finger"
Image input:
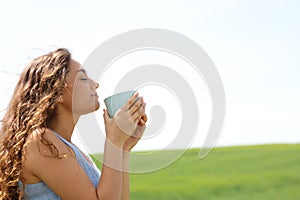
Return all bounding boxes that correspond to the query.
[137,102,147,122]
[103,109,111,122]
[129,97,143,115]
[137,118,146,127]
[132,128,143,138]
[133,102,146,123]
[122,92,139,111]
[134,128,144,138]
[142,102,146,112]
[141,113,147,123]
[132,104,145,123]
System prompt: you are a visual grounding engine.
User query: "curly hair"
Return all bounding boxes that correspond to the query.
[0,48,71,199]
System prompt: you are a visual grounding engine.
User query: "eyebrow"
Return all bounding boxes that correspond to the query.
[76,69,87,74]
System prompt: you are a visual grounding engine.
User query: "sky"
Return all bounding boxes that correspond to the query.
[0,0,299,152]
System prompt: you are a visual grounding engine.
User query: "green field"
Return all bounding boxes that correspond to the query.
[91,144,300,200]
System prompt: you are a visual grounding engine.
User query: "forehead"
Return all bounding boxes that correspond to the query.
[69,59,82,73]
[66,59,86,83]
[69,59,87,75]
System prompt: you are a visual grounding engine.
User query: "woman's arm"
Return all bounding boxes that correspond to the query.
[99,94,146,199]
[121,151,130,200]
[23,94,146,200]
[121,114,147,200]
[97,139,124,199]
[24,126,130,200]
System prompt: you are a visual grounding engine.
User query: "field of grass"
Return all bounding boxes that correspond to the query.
[91,144,300,200]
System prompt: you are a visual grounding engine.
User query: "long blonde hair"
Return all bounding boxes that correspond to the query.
[0,48,71,199]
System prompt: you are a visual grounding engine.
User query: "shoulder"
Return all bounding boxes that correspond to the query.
[24,128,75,159]
[22,128,75,182]
[22,129,99,199]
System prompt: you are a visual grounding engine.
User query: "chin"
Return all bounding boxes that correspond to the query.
[76,102,100,115]
[94,102,100,111]
[88,102,100,113]
[89,102,100,112]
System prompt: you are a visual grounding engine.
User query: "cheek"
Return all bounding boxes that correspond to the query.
[73,83,88,96]
[72,84,99,113]
[72,84,90,104]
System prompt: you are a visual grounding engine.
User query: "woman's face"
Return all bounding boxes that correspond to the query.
[61,59,100,115]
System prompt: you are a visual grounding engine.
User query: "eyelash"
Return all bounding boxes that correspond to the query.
[81,78,88,81]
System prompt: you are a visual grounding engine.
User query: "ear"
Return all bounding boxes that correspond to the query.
[58,95,64,103]
[63,82,73,95]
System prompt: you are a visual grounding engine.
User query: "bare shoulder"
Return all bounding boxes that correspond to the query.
[24,128,75,160]
[22,128,98,199]
[22,128,75,183]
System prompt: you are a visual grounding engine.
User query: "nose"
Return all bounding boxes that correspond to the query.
[93,80,99,89]
[90,79,99,89]
[95,82,99,89]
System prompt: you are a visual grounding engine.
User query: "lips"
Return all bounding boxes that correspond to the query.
[91,93,98,97]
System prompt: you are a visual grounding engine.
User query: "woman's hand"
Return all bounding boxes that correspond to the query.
[103,92,146,149]
[123,112,147,152]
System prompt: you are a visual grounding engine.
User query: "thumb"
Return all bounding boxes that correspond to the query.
[103,109,111,123]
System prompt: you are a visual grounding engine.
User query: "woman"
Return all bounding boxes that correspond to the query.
[0,48,147,199]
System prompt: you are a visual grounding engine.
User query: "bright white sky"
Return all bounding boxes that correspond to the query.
[0,0,299,152]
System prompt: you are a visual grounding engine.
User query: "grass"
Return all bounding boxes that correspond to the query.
[91,144,300,200]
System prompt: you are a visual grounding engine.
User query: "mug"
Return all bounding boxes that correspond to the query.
[104,91,138,118]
